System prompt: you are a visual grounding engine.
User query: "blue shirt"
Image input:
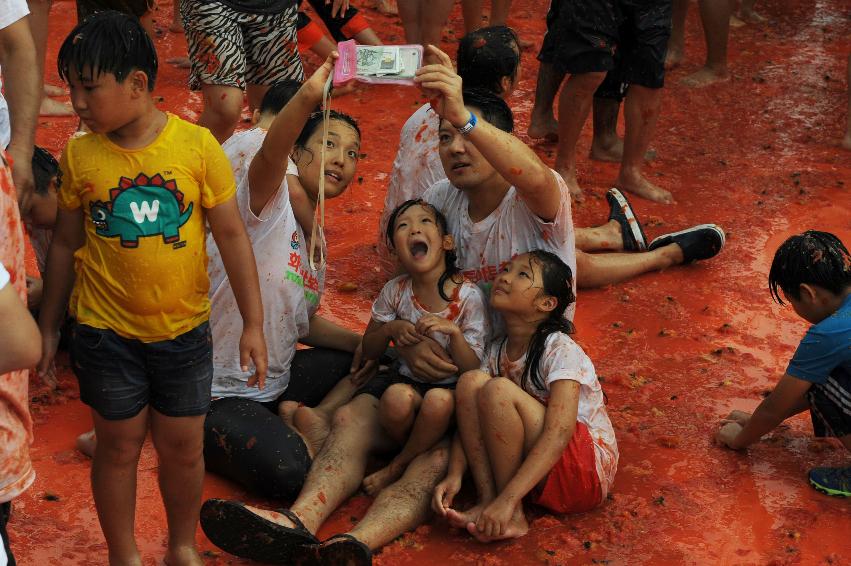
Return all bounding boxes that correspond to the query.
[786,294,851,384]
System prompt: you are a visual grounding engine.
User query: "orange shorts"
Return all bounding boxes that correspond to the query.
[297,20,326,51]
[532,422,604,514]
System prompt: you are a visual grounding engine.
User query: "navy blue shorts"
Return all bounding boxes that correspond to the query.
[71,321,214,420]
[356,365,456,401]
[538,0,619,74]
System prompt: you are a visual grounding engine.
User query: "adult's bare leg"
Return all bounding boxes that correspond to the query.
[28,0,74,116]
[197,84,244,143]
[682,0,732,87]
[575,222,625,253]
[345,441,450,549]
[528,62,565,141]
[461,0,482,33]
[843,54,851,150]
[666,0,688,69]
[554,71,607,200]
[420,0,454,48]
[245,83,270,115]
[575,245,684,289]
[615,84,673,203]
[590,97,622,162]
[397,0,422,44]
[489,0,512,26]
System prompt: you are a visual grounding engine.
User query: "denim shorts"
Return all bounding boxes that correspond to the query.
[71,322,213,420]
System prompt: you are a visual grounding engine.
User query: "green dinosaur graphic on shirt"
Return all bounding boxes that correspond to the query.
[90,173,193,248]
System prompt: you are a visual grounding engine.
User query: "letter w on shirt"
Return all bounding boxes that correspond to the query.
[130,200,160,223]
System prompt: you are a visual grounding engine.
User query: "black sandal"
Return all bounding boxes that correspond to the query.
[313,533,373,566]
[200,499,319,564]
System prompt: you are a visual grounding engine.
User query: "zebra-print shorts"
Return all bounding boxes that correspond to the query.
[182,0,305,91]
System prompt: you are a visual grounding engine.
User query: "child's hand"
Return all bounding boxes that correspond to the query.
[36,328,60,389]
[26,276,43,310]
[716,422,744,450]
[475,496,516,539]
[432,475,461,516]
[241,324,268,390]
[415,313,460,339]
[349,341,377,386]
[414,46,468,128]
[721,410,751,427]
[387,320,423,347]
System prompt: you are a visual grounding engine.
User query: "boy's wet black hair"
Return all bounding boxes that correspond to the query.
[259,80,303,115]
[517,250,576,394]
[386,199,461,302]
[32,146,60,196]
[461,87,513,133]
[769,230,851,304]
[58,10,158,91]
[457,25,520,95]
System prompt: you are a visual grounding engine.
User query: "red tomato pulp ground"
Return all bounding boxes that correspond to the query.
[15,0,851,563]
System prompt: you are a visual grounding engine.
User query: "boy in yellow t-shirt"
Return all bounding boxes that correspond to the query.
[36,12,268,566]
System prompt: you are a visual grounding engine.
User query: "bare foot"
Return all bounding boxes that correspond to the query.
[527,116,559,142]
[279,400,300,427]
[841,133,851,151]
[169,21,184,33]
[164,546,203,566]
[681,66,729,88]
[43,84,66,97]
[166,57,191,69]
[516,37,536,51]
[446,505,485,529]
[590,139,657,163]
[556,167,585,203]
[729,13,747,27]
[375,0,398,15]
[76,430,97,458]
[39,97,75,117]
[615,169,674,204]
[466,508,529,542]
[293,406,331,458]
[665,49,683,70]
[362,463,404,496]
[739,9,766,23]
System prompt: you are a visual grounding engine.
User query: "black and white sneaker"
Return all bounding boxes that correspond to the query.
[606,188,648,252]
[647,224,726,262]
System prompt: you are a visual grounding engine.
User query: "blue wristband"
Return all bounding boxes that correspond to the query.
[457,111,477,135]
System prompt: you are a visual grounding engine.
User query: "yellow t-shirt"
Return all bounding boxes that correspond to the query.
[58,113,236,342]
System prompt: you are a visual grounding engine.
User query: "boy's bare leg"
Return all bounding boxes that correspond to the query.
[575,245,684,289]
[469,378,548,541]
[682,0,732,87]
[461,0,482,33]
[615,85,673,203]
[843,54,851,150]
[91,409,149,566]
[666,0,688,69]
[198,84,245,143]
[555,71,607,200]
[346,441,449,549]
[447,370,495,527]
[247,395,397,534]
[528,63,565,141]
[151,410,205,566]
[364,388,453,495]
[575,222,626,253]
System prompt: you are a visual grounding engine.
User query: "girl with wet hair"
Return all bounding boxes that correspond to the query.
[434,250,618,542]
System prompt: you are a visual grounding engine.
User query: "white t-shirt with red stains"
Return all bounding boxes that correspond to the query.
[423,169,577,325]
[0,0,31,148]
[482,333,618,497]
[208,128,323,402]
[372,275,491,385]
[376,104,446,276]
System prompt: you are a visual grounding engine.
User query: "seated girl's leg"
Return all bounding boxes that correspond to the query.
[364,386,453,496]
[468,377,547,542]
[377,383,422,445]
[204,397,312,501]
[450,370,496,526]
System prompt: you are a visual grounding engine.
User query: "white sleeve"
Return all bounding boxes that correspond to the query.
[541,334,598,388]
[286,157,299,177]
[0,261,9,290]
[457,283,491,362]
[0,0,29,30]
[370,277,403,323]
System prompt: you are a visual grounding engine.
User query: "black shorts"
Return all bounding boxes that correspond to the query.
[596,0,672,100]
[538,0,619,74]
[356,365,457,401]
[71,322,214,420]
[298,0,368,42]
[808,376,851,438]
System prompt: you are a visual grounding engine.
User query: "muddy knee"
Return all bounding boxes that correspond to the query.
[456,370,491,407]
[419,388,455,422]
[379,383,419,426]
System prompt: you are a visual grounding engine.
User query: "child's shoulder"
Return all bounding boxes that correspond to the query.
[381,274,412,293]
[543,332,588,360]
